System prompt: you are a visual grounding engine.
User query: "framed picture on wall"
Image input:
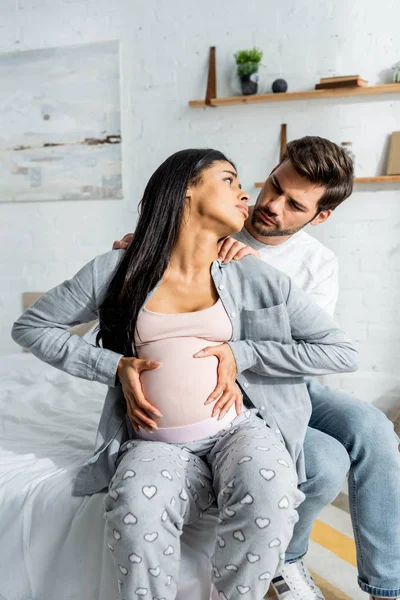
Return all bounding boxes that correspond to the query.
[0,40,122,203]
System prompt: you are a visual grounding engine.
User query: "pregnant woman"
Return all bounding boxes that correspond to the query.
[12,149,358,600]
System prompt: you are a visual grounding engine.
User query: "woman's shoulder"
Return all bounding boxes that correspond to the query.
[224,255,292,304]
[92,248,125,274]
[89,249,125,294]
[229,254,291,286]
[71,249,126,300]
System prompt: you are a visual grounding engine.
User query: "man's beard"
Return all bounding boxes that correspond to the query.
[251,207,313,238]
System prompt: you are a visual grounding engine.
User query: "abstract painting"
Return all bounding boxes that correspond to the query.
[0,40,122,202]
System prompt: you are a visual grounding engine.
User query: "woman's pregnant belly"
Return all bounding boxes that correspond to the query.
[138,337,223,428]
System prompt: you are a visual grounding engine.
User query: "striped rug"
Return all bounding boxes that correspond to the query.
[266,492,367,600]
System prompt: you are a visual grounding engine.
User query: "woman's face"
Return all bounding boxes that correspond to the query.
[186,161,250,237]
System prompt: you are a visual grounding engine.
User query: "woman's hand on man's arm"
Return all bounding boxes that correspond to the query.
[112,233,260,263]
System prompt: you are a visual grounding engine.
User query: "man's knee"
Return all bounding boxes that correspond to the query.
[303,430,350,504]
[308,379,398,451]
[340,401,398,452]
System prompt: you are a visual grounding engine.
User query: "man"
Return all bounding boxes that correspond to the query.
[113,136,400,600]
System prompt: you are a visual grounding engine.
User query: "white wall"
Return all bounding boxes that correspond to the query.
[1,0,400,391]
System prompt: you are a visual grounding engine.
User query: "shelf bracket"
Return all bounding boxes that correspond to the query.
[205,47,217,106]
[280,124,287,160]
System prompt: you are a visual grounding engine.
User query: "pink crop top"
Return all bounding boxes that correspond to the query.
[133,298,237,442]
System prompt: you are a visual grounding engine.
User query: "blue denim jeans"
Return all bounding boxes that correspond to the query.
[285,379,400,598]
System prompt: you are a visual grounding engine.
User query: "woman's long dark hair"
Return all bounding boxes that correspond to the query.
[96,148,235,356]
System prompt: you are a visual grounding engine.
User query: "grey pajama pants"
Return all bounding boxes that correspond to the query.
[104,410,305,600]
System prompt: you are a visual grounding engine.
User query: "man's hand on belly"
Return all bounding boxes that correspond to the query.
[117,357,163,433]
[193,343,242,418]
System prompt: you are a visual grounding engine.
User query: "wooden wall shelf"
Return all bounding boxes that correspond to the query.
[353,176,400,183]
[254,176,400,188]
[189,83,400,108]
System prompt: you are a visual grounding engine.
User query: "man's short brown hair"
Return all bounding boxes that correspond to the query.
[279,136,354,211]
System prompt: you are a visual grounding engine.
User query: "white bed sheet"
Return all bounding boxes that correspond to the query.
[0,353,217,600]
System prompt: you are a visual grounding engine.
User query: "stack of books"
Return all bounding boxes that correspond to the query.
[315,75,368,90]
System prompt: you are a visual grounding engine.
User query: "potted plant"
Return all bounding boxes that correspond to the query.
[392,61,400,83]
[234,47,263,96]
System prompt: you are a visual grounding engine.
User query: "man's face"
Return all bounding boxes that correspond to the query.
[252,160,330,238]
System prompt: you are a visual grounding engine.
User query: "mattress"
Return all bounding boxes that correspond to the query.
[0,353,217,600]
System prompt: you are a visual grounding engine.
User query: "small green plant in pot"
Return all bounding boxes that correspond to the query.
[234,47,263,95]
[392,61,400,83]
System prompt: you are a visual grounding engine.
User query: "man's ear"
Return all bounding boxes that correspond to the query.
[310,209,332,227]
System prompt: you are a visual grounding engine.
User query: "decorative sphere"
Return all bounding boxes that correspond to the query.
[272,79,288,93]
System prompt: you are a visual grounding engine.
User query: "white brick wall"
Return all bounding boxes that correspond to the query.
[311,190,400,377]
[1,0,400,395]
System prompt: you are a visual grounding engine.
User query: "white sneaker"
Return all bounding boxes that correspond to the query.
[271,560,325,600]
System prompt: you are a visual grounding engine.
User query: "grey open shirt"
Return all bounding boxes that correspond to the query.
[11,250,358,496]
